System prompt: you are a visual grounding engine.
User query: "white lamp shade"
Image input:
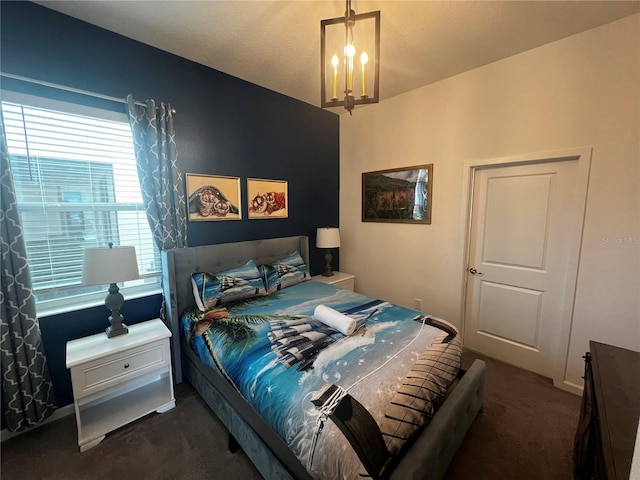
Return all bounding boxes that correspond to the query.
[82,246,140,285]
[316,227,341,248]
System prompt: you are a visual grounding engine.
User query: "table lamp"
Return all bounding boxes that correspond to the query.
[82,243,140,338]
[316,227,340,277]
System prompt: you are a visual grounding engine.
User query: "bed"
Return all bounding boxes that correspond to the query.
[161,235,485,480]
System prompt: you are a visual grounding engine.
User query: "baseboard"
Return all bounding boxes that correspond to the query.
[464,347,584,397]
[555,379,583,396]
[1,404,75,442]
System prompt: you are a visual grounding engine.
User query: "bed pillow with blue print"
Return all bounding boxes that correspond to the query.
[191,259,266,311]
[259,251,309,294]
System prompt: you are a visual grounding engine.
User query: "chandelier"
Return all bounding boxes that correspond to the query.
[321,0,380,115]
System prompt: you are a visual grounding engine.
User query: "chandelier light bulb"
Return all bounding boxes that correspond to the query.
[345,43,356,58]
[361,51,369,65]
[331,54,339,68]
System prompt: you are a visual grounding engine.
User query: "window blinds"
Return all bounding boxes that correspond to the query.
[2,100,160,304]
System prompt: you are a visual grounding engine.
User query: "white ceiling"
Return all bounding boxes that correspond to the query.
[36,1,640,114]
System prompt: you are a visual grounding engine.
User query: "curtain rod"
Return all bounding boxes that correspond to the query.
[0,71,176,113]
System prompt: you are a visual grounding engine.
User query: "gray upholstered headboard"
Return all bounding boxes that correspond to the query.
[161,235,310,382]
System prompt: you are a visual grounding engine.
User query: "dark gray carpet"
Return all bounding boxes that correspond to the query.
[1,350,580,480]
[1,383,262,480]
[445,350,581,480]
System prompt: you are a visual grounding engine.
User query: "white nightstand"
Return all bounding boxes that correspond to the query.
[66,318,175,452]
[312,271,356,291]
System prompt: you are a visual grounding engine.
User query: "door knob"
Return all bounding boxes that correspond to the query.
[468,267,484,276]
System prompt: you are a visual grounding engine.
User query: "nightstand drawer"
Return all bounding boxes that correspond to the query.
[72,340,168,396]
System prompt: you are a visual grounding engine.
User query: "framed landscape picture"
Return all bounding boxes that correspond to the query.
[247,178,288,219]
[186,173,242,221]
[362,164,433,224]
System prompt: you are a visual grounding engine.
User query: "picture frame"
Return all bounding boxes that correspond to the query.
[247,178,288,219]
[362,164,433,224]
[186,173,242,221]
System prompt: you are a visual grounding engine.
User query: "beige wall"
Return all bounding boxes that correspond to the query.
[339,14,639,388]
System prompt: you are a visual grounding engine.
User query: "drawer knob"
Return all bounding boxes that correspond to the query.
[124,363,130,369]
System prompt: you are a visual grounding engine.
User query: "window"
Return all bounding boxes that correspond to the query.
[2,92,160,315]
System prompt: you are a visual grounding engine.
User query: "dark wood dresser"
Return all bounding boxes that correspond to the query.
[574,341,640,480]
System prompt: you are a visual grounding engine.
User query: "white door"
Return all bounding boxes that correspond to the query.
[464,159,580,378]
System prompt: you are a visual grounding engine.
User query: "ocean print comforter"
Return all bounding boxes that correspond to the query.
[181,280,461,479]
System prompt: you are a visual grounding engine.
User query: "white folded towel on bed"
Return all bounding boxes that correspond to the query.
[313,305,356,336]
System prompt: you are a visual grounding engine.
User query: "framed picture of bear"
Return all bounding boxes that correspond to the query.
[186,173,242,221]
[247,178,288,219]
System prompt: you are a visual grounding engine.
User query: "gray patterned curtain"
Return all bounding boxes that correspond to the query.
[0,108,57,432]
[126,95,187,250]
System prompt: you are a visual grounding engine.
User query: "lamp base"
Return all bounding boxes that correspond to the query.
[322,249,334,277]
[104,283,129,338]
[106,322,129,338]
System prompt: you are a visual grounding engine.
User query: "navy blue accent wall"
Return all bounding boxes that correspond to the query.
[1,1,339,411]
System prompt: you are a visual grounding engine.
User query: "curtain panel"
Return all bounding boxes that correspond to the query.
[0,108,57,432]
[126,95,187,251]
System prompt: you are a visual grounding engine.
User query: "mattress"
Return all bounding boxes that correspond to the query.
[181,280,461,479]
